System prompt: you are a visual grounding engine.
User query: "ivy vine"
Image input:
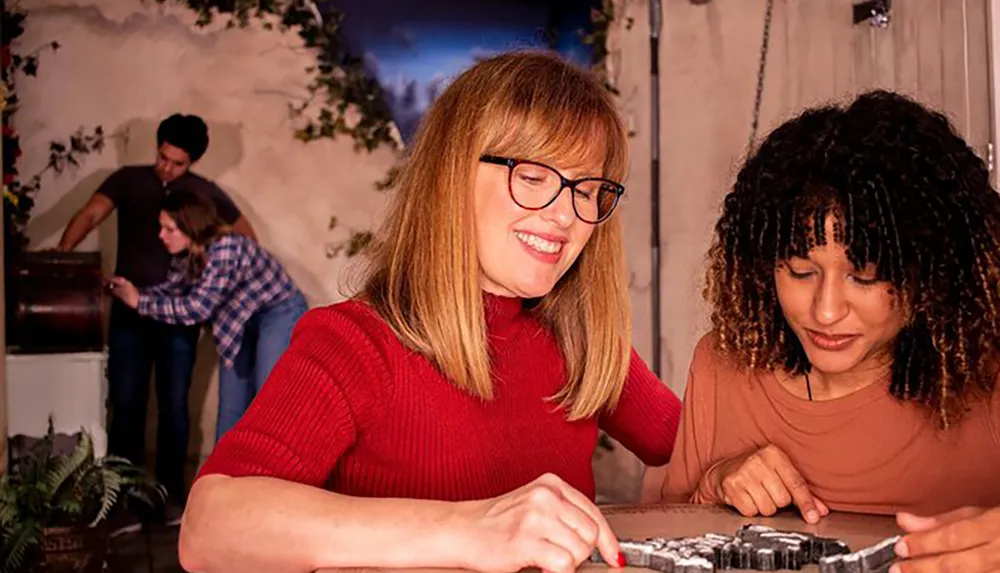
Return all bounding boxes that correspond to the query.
[2,5,105,255]
[583,0,632,96]
[160,0,397,154]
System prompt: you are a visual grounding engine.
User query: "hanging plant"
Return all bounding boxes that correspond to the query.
[583,0,630,95]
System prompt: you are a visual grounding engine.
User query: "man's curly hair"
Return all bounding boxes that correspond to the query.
[706,89,1000,426]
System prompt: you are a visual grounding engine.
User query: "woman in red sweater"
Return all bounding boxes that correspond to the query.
[178,51,683,573]
[655,91,1000,573]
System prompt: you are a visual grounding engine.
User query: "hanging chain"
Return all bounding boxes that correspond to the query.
[748,0,775,149]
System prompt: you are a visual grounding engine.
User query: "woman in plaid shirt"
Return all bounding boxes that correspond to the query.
[109,189,307,442]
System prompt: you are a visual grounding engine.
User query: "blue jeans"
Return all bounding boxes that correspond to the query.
[216,291,307,441]
[107,300,199,504]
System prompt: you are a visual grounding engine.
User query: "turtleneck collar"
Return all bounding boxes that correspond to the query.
[483,291,523,326]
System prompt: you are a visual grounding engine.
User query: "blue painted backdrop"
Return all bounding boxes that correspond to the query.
[323,0,598,143]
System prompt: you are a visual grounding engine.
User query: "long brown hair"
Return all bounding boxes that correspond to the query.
[161,188,229,278]
[361,50,631,420]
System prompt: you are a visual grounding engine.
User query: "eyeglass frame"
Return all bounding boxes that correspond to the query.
[479,155,625,224]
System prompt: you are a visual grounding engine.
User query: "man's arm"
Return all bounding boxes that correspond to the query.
[57,193,116,251]
[198,179,256,240]
[230,215,256,240]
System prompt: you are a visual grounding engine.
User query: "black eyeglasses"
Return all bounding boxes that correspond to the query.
[479,155,624,224]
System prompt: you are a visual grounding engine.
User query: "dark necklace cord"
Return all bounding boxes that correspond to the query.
[805,371,814,401]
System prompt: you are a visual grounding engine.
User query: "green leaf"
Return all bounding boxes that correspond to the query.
[0,495,18,528]
[21,57,38,77]
[46,431,93,494]
[1,519,41,573]
[91,470,121,526]
[346,231,373,257]
[97,455,133,466]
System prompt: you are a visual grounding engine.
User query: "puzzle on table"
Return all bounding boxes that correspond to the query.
[591,524,900,572]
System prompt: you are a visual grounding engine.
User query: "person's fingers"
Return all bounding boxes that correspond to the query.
[526,538,577,573]
[742,480,779,516]
[815,497,830,516]
[721,481,763,517]
[536,511,593,568]
[537,474,620,567]
[895,507,997,559]
[768,450,820,524]
[749,458,793,514]
[890,538,1000,573]
[719,459,774,517]
[534,494,600,566]
[897,507,985,533]
[759,474,792,509]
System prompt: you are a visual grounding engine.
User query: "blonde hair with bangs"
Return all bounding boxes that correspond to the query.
[362,50,631,420]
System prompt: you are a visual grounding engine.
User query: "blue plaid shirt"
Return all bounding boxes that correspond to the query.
[137,234,300,367]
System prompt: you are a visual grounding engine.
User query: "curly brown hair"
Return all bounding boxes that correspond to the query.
[705,90,1000,426]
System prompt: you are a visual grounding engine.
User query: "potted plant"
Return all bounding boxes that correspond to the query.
[0,421,166,573]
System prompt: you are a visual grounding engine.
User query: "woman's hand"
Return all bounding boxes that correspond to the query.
[891,506,1000,572]
[459,473,623,573]
[108,276,140,308]
[694,444,829,524]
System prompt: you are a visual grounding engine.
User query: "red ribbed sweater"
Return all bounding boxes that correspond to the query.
[197,294,682,500]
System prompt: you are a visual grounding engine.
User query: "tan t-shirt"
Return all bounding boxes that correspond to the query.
[662,334,1000,515]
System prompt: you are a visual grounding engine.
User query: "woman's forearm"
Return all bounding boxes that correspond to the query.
[179,475,475,573]
[136,293,211,325]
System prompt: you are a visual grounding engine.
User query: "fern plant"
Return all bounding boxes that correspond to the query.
[0,420,166,573]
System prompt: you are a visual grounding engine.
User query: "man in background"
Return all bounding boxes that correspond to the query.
[56,113,255,525]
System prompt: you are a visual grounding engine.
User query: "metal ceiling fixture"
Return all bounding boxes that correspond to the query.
[649,0,663,377]
[748,0,774,149]
[853,0,891,28]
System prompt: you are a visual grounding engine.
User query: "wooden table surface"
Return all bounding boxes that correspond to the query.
[590,503,901,572]
[317,503,902,573]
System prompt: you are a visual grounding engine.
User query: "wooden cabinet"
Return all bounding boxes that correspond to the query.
[5,351,108,458]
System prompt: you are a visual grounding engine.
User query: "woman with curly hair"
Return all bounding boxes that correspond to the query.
[658,90,1000,573]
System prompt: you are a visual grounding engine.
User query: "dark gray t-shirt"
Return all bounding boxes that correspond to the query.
[96,165,241,287]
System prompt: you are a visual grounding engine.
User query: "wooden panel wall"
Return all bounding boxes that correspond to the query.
[766,0,991,156]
